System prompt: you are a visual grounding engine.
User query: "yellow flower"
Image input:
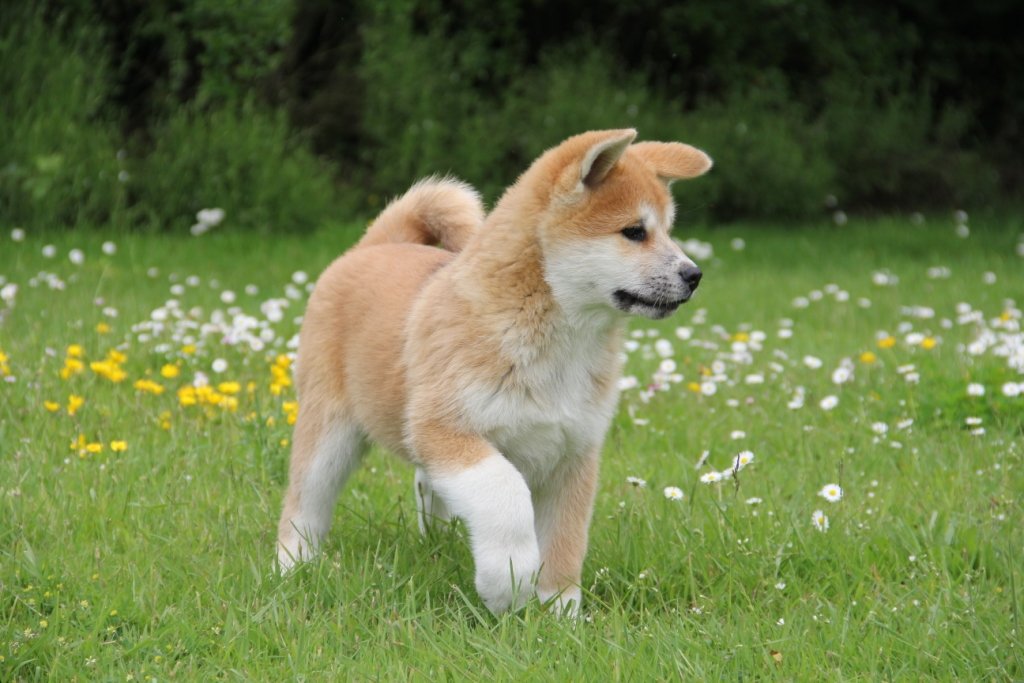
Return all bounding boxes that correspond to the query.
[67,394,85,416]
[107,349,127,364]
[732,332,750,343]
[85,442,103,454]
[221,395,239,412]
[95,322,111,334]
[90,360,127,383]
[859,351,877,364]
[282,401,299,425]
[217,381,241,395]
[110,440,127,452]
[265,416,276,427]
[177,386,197,407]
[686,381,702,393]
[160,364,180,379]
[921,337,937,350]
[877,336,896,349]
[70,434,86,451]
[279,438,289,448]
[44,400,61,413]
[67,344,84,358]
[60,357,85,379]
[133,378,165,395]
[181,344,196,355]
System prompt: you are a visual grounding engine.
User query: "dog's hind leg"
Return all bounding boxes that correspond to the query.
[277,405,366,572]
[414,467,451,535]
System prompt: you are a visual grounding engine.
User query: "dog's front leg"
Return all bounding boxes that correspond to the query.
[415,427,540,614]
[532,449,600,617]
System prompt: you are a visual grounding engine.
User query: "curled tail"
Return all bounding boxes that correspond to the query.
[357,177,485,252]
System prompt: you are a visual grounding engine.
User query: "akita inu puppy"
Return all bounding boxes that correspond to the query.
[276,129,711,615]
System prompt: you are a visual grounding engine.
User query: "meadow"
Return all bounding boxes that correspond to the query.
[1,214,1023,680]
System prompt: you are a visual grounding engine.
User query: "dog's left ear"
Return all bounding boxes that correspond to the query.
[631,142,713,184]
[580,129,637,187]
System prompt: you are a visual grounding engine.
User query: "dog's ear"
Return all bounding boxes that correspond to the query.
[632,142,713,184]
[580,129,637,187]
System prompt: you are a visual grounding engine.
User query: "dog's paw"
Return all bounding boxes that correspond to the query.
[474,545,540,614]
[538,586,582,618]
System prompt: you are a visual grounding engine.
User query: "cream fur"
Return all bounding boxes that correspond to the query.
[276,132,712,615]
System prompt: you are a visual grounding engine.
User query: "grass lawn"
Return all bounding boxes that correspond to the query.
[2,215,1023,680]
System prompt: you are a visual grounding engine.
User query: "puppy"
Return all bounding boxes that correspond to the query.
[276,129,711,615]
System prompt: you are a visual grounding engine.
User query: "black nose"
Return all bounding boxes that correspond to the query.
[680,266,702,290]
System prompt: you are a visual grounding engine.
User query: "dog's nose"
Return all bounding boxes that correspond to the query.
[680,266,702,290]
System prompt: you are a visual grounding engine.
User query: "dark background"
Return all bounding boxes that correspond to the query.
[2,0,1022,232]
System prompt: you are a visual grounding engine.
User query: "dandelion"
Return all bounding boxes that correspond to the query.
[69,248,85,265]
[663,486,684,500]
[67,394,85,416]
[85,442,103,454]
[812,509,830,532]
[133,378,165,395]
[859,351,877,364]
[818,483,843,502]
[819,395,839,410]
[921,337,937,350]
[110,440,127,452]
[44,400,60,412]
[160,364,180,379]
[966,383,985,397]
[11,228,26,241]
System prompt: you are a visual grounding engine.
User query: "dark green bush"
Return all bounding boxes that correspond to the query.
[0,9,126,229]
[130,102,337,234]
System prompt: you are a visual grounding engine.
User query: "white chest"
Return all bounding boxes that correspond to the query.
[460,328,621,488]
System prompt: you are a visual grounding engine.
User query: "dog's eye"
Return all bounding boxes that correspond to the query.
[621,225,647,242]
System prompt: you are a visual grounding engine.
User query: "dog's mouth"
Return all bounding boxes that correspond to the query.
[613,289,688,318]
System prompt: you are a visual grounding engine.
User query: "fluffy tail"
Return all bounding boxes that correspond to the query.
[357,177,485,252]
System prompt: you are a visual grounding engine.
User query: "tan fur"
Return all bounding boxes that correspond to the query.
[276,132,712,614]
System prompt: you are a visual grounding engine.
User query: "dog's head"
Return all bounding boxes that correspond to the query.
[533,129,712,320]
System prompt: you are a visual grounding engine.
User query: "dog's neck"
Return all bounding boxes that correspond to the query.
[452,206,624,369]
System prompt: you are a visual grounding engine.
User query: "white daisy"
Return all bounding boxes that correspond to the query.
[663,486,684,501]
[700,471,722,484]
[803,355,823,369]
[967,383,985,397]
[812,509,829,532]
[626,476,647,488]
[819,395,839,410]
[817,483,843,503]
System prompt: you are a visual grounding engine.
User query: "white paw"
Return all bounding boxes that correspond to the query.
[474,543,540,614]
[276,532,318,574]
[538,586,582,618]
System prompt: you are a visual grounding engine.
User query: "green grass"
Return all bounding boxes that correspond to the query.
[2,216,1023,680]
